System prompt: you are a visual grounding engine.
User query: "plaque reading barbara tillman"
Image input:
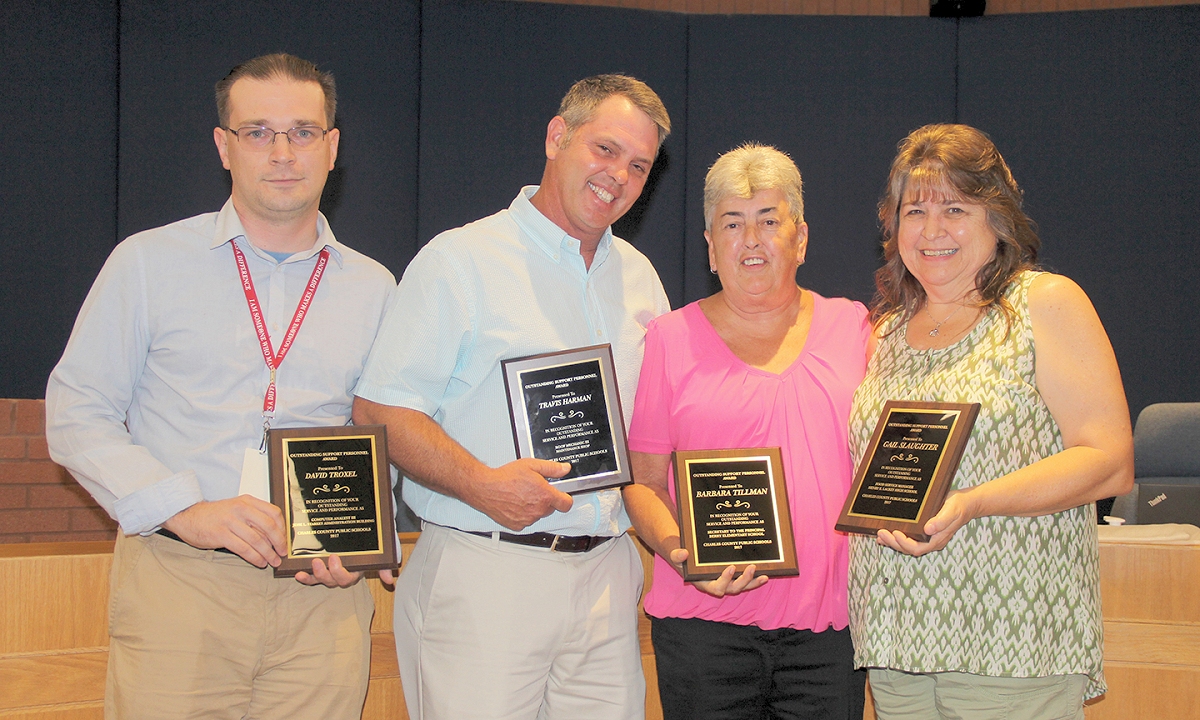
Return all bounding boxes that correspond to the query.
[268,425,397,578]
[835,401,979,542]
[501,345,632,495]
[673,448,798,582]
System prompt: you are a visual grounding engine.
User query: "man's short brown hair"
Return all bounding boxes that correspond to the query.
[215,53,336,128]
[557,74,670,152]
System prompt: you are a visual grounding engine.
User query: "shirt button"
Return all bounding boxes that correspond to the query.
[882,577,891,585]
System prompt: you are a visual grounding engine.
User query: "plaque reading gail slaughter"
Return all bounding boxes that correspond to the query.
[268,425,397,578]
[673,448,798,582]
[501,344,631,495]
[836,401,979,542]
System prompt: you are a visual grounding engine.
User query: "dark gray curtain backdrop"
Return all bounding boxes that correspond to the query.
[4,0,1198,428]
[2,1,118,403]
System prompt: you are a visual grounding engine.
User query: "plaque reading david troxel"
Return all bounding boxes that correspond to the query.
[673,448,798,582]
[835,401,980,542]
[501,344,631,495]
[268,425,397,578]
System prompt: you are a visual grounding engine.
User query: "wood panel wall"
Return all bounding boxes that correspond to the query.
[4,533,1199,719]
[0,535,665,720]
[0,539,407,720]
[517,0,1197,15]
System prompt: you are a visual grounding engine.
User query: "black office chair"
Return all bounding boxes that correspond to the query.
[1110,403,1200,524]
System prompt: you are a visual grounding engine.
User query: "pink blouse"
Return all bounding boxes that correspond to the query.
[628,294,869,631]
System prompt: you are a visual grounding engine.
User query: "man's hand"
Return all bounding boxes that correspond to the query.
[162,496,287,568]
[295,554,363,588]
[469,459,574,531]
[351,401,573,531]
[295,563,397,589]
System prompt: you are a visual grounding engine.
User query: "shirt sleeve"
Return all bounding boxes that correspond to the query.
[354,242,473,417]
[45,239,204,534]
[852,300,872,371]
[627,317,674,455]
[652,271,672,317]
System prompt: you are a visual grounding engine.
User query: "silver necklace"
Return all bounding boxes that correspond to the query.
[925,303,965,337]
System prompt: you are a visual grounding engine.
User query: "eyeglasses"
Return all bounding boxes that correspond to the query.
[224,125,330,149]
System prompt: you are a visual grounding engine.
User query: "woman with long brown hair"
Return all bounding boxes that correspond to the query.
[849,124,1133,718]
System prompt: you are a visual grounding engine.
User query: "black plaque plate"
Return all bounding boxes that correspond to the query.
[673,448,798,581]
[501,344,631,495]
[268,425,398,577]
[836,401,979,542]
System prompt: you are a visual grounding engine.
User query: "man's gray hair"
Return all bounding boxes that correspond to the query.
[703,143,804,231]
[558,74,671,151]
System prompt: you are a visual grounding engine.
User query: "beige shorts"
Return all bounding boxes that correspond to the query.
[868,668,1088,720]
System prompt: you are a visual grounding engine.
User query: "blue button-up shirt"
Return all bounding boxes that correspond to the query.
[46,199,396,534]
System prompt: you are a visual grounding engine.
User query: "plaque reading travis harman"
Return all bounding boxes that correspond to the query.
[673,448,798,582]
[268,425,397,578]
[501,345,631,495]
[836,401,979,542]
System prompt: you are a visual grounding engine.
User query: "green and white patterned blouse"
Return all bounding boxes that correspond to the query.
[848,270,1105,698]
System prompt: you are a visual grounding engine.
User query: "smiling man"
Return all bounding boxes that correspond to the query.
[353,75,671,719]
[46,54,395,719]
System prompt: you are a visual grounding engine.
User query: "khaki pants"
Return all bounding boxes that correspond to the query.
[105,532,374,720]
[869,669,1088,720]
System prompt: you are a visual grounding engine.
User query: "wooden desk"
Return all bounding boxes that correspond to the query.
[1085,534,1200,718]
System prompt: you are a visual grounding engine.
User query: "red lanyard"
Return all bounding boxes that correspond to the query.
[231,241,330,424]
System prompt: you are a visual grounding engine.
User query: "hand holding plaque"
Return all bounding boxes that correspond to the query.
[268,425,398,578]
[836,401,979,542]
[501,345,631,495]
[673,448,798,582]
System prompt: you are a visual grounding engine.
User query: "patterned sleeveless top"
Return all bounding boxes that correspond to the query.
[847,271,1105,698]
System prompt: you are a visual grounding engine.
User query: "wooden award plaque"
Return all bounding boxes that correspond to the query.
[268,424,397,577]
[673,447,798,581]
[836,401,979,542]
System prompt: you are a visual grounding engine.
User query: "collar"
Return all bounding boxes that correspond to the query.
[209,197,345,267]
[509,186,613,268]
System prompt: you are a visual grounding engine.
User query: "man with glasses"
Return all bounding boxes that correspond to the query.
[354,75,671,720]
[46,53,395,719]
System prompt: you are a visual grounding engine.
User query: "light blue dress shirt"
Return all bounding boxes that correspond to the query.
[46,199,396,534]
[355,187,670,536]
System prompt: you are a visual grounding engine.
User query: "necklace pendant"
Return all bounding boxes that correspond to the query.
[929,327,940,337]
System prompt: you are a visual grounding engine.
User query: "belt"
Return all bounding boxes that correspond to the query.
[156,528,235,555]
[464,530,614,553]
